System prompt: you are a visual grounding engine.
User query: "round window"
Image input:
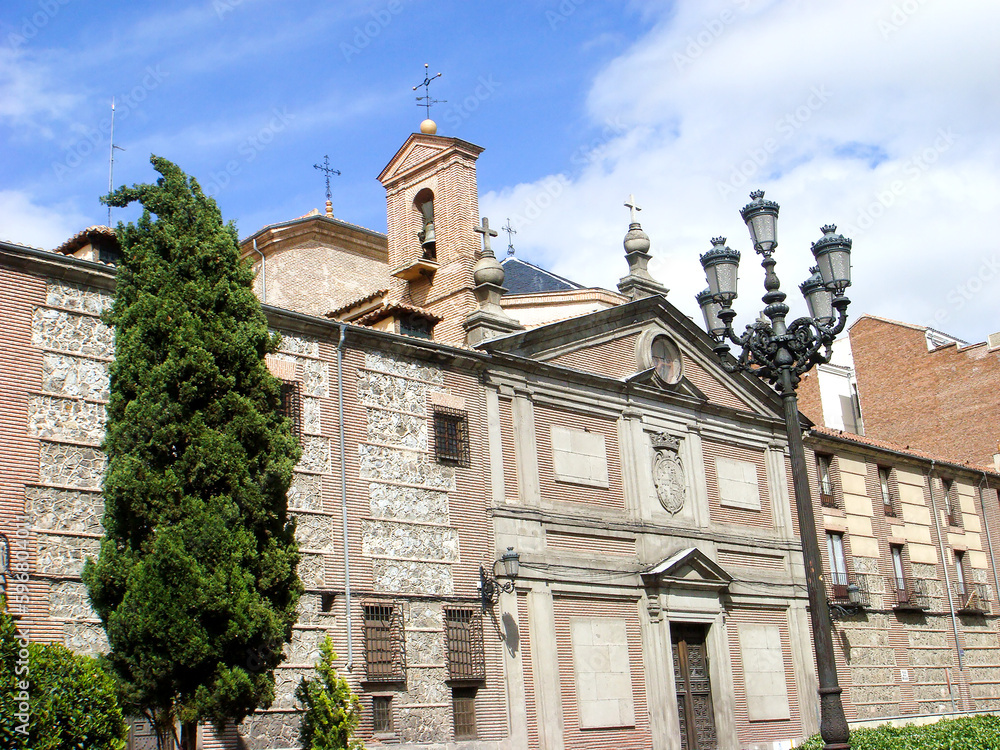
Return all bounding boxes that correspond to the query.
[651,335,683,385]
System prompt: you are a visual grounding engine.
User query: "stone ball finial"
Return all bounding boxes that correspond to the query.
[624,222,651,255]
[473,254,505,288]
[420,119,438,135]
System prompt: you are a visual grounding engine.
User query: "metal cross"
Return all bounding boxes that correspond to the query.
[412,63,446,119]
[313,155,341,202]
[502,218,517,257]
[625,194,642,223]
[474,217,499,258]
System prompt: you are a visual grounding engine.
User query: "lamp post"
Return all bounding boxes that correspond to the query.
[480,547,520,611]
[696,190,853,750]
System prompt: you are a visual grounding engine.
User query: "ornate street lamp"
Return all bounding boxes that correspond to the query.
[480,547,520,611]
[697,190,853,750]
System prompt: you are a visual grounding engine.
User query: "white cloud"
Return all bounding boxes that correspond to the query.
[0,190,93,250]
[482,0,1000,342]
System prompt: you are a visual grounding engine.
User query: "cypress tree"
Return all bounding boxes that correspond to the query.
[83,156,302,749]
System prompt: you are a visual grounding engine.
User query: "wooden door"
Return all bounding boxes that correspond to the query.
[672,624,718,750]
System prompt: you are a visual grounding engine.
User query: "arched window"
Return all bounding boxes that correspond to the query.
[413,188,436,260]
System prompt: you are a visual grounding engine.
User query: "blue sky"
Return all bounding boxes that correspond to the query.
[3,0,1000,343]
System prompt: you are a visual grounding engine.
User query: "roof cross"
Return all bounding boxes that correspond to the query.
[474,217,499,258]
[625,193,642,224]
[413,63,446,119]
[313,155,341,202]
[502,218,517,257]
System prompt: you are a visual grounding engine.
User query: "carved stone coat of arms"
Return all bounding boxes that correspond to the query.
[651,432,686,514]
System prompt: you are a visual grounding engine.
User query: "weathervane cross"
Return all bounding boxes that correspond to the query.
[413,63,446,119]
[474,217,499,258]
[502,218,517,257]
[313,155,341,202]
[625,194,642,224]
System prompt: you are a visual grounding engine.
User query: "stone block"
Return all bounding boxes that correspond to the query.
[285,628,328,666]
[275,332,319,358]
[63,621,108,655]
[849,684,900,705]
[41,352,109,401]
[367,408,427,450]
[852,557,881,575]
[358,444,455,490]
[32,308,113,358]
[840,626,889,648]
[292,513,337,553]
[846,514,874,538]
[287,473,323,512]
[855,703,899,720]
[39,442,106,490]
[271,668,307,709]
[847,647,895,667]
[24,486,103,534]
[50,580,99,621]
[368,483,450,525]
[850,667,896,685]
[400,666,450,705]
[908,649,952,667]
[907,629,949,648]
[365,351,444,384]
[296,437,331,474]
[908,543,938,565]
[963,632,999,649]
[302,397,321,435]
[372,559,453,596]
[406,628,445,665]
[302,359,328,398]
[239,712,301,750]
[362,520,459,563]
[297,553,326,589]
[46,280,112,315]
[36,533,100,577]
[296,594,339,627]
[407,601,443,630]
[28,394,106,445]
[395,704,451,745]
[843,493,873,517]
[358,370,435,413]
[840,472,868,496]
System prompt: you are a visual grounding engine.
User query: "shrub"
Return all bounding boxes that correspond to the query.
[296,636,365,750]
[798,714,1000,749]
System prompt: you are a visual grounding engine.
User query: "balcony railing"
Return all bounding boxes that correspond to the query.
[828,572,870,612]
[887,576,930,611]
[955,583,991,614]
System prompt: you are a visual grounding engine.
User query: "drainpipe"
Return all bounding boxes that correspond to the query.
[978,473,1000,611]
[928,460,963,712]
[337,324,353,671]
[252,238,266,303]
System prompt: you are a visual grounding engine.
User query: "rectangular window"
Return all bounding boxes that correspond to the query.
[445,608,486,681]
[433,407,470,467]
[452,687,478,739]
[362,603,406,682]
[278,380,302,439]
[372,695,393,733]
[942,478,961,527]
[879,467,896,517]
[955,550,967,594]
[826,532,848,597]
[817,454,835,507]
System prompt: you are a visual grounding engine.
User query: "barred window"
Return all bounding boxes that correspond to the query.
[372,695,393,733]
[816,453,836,507]
[452,686,478,739]
[363,603,406,682]
[278,380,302,439]
[445,608,486,681]
[879,466,897,517]
[433,407,470,467]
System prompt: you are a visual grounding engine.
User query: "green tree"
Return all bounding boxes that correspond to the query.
[0,603,128,750]
[83,156,303,749]
[296,636,365,750]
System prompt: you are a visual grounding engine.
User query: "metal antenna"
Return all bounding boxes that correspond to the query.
[313,155,341,202]
[412,63,445,119]
[107,98,125,226]
[503,218,517,256]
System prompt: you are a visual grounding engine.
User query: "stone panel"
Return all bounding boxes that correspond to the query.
[362,520,459,562]
[297,553,326,589]
[358,370,436,413]
[962,631,999,649]
[839,626,889,648]
[271,668,307,710]
[302,359,328,398]
[28,394,106,445]
[405,628,445,666]
[32,308,114,357]
[398,666,450,706]
[41,351,110,401]
[407,601,443,630]
[844,646,895,667]
[36,534,100,578]
[285,628,328,666]
[293,513,336,553]
[372,559,453,596]
[358,444,454,490]
[50,580,99,621]
[367,408,427,450]
[296,594,339,627]
[296,437,331,474]
[276,332,319,358]
[365,351,444,384]
[24,486,103,534]
[849,685,900,705]
[850,667,896,684]
[302,397,321,435]
[396,705,451,745]
[908,648,952,667]
[907,628,949,648]
[39,442,106,489]
[239,712,300,750]
[46,280,113,315]
[368,483,450,524]
[287,473,323,512]
[63,621,109,655]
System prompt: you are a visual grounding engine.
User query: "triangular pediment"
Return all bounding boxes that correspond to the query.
[642,547,733,589]
[480,295,782,417]
[378,133,485,186]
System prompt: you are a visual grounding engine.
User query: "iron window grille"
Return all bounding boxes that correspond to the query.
[452,686,478,740]
[278,380,302,439]
[372,695,393,733]
[445,608,486,682]
[433,407,470,467]
[362,603,406,682]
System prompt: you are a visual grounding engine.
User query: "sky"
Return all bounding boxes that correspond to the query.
[2,0,999,343]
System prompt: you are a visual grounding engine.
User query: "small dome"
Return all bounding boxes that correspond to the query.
[473,255,505,287]
[420,119,438,135]
[624,222,650,255]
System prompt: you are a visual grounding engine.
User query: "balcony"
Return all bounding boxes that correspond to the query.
[955,583,991,615]
[887,576,930,611]
[828,572,870,615]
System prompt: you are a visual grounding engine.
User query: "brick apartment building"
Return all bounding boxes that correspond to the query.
[4,122,1000,749]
